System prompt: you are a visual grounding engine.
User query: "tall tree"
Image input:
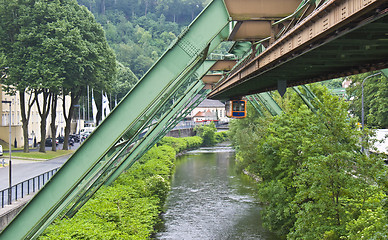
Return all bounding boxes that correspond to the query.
[229,85,387,238]
[57,0,116,149]
[347,72,388,128]
[0,0,39,152]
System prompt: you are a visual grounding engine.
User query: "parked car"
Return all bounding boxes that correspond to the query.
[0,145,3,156]
[45,138,58,147]
[69,134,80,143]
[57,136,74,146]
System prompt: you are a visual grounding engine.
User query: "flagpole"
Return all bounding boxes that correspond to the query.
[87,85,89,122]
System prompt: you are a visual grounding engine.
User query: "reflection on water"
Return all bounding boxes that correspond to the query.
[155,146,278,240]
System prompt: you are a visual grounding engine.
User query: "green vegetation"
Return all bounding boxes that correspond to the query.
[4,150,74,160]
[39,135,211,239]
[194,122,228,146]
[346,72,388,128]
[230,84,388,239]
[0,0,116,152]
[157,136,203,152]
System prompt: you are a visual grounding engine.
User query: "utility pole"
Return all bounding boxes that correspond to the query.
[2,100,12,204]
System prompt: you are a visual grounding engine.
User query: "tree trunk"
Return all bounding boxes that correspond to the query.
[19,90,35,153]
[51,93,58,151]
[36,89,52,153]
[101,0,105,15]
[63,92,80,150]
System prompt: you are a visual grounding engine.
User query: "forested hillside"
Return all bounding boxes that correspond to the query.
[77,0,208,85]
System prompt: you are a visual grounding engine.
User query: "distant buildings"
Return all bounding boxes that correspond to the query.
[186,98,228,123]
[0,86,75,148]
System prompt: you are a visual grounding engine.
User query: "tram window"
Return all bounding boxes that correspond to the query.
[225,100,246,118]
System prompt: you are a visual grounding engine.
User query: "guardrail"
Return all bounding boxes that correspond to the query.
[1,168,60,208]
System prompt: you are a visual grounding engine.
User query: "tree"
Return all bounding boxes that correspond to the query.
[0,0,116,151]
[347,72,388,128]
[229,85,387,238]
[0,0,43,152]
[194,122,217,146]
[112,62,138,102]
[56,0,116,149]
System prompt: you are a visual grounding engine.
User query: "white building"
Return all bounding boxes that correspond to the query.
[0,86,74,148]
[186,97,228,123]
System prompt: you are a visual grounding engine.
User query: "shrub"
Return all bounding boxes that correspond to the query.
[40,136,201,239]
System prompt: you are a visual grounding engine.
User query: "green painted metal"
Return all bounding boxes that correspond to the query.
[246,95,264,117]
[255,92,283,116]
[0,0,231,238]
[381,68,388,78]
[65,79,208,217]
[103,62,216,186]
[292,85,319,114]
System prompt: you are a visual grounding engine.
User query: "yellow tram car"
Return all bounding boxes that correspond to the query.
[225,99,247,118]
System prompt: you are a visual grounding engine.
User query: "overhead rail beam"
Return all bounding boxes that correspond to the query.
[209,0,388,100]
[0,0,230,238]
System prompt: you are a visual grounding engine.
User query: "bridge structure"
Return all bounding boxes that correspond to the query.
[1,0,387,238]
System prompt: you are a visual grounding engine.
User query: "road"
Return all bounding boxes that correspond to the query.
[0,143,80,190]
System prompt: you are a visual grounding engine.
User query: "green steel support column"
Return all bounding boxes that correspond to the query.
[246,95,264,117]
[292,85,319,113]
[65,80,206,217]
[64,62,215,214]
[144,90,210,152]
[0,0,230,238]
[105,82,208,186]
[381,68,388,78]
[255,92,283,116]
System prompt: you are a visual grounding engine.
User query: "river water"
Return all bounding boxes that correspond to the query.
[155,145,278,240]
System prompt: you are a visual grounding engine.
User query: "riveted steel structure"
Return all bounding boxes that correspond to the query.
[1,0,386,238]
[209,0,388,100]
[0,0,230,238]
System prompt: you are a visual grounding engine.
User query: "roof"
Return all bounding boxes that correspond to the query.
[197,98,225,108]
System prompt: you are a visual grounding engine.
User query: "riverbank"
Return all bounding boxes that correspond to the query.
[38,136,204,239]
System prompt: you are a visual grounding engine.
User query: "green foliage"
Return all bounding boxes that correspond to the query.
[194,122,217,146]
[229,85,388,239]
[347,72,388,128]
[215,131,228,143]
[182,136,203,149]
[41,136,200,239]
[157,136,204,152]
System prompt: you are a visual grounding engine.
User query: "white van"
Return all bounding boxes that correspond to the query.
[0,145,3,156]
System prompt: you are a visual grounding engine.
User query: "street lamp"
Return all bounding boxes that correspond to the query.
[2,100,12,204]
[361,72,381,153]
[74,105,81,142]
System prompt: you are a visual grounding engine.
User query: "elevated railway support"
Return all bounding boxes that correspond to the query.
[209,0,388,100]
[1,0,386,238]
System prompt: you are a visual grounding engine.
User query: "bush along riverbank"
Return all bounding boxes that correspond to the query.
[39,132,227,239]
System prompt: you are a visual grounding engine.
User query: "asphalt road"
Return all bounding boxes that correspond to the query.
[0,143,80,190]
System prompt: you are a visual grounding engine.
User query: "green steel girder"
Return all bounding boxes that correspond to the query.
[63,62,216,216]
[292,85,320,114]
[65,80,207,217]
[381,68,388,78]
[246,95,264,117]
[123,87,211,169]
[134,88,212,156]
[61,69,205,218]
[255,92,283,116]
[0,0,231,238]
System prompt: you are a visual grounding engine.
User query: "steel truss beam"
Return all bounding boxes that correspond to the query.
[0,0,230,238]
[209,0,388,100]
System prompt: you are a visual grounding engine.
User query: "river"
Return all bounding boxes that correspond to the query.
[155,145,278,240]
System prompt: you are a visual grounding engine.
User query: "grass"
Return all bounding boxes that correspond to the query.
[0,139,24,151]
[3,150,74,160]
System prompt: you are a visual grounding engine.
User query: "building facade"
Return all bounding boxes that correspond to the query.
[186,98,228,123]
[0,86,73,148]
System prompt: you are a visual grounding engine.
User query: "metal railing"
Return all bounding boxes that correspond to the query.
[1,168,60,208]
